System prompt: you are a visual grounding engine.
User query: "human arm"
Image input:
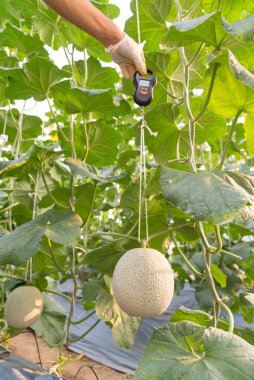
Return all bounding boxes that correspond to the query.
[42,0,146,78]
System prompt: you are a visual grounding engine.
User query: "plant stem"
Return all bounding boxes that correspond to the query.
[80,183,97,228]
[195,222,211,252]
[63,245,79,348]
[211,224,223,254]
[159,83,179,100]
[220,249,242,260]
[45,289,72,302]
[187,43,204,67]
[0,203,19,214]
[41,169,69,209]
[67,319,100,343]
[148,222,193,241]
[193,64,218,122]
[221,302,234,333]
[46,96,70,143]
[86,231,140,242]
[170,233,203,278]
[47,238,68,272]
[71,310,95,325]
[218,110,242,170]
[83,113,89,162]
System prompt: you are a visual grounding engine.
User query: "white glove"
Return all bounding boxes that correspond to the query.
[105,33,147,79]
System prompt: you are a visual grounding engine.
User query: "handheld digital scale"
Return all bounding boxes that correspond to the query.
[133,70,157,107]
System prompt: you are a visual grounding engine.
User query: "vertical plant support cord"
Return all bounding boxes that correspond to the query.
[138,112,149,243]
[135,0,141,45]
[219,110,242,170]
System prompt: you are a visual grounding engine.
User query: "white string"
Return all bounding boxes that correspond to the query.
[142,126,149,242]
[135,0,141,45]
[138,108,155,243]
[138,123,143,242]
[135,0,155,243]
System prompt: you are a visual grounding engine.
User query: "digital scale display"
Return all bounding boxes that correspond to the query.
[139,79,151,87]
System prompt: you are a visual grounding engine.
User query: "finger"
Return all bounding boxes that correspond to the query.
[127,65,136,79]
[133,52,147,76]
[119,64,131,79]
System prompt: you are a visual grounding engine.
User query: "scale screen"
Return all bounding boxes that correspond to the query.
[139,79,151,87]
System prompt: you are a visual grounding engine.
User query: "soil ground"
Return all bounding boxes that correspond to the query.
[9,332,133,380]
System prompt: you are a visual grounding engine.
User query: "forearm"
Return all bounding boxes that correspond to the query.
[42,0,124,46]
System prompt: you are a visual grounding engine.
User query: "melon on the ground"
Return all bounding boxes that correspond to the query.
[4,286,44,329]
[112,248,174,317]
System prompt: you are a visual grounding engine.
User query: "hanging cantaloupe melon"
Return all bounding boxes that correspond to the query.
[4,286,44,329]
[112,248,174,317]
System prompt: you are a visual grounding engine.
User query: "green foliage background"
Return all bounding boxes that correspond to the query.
[0,0,254,378]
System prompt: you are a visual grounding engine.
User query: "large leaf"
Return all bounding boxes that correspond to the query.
[0,143,61,178]
[0,109,42,145]
[8,0,61,46]
[85,243,124,275]
[162,12,254,70]
[160,167,254,224]
[162,11,227,48]
[67,57,119,89]
[65,157,125,182]
[171,307,212,327]
[43,211,82,245]
[112,308,141,349]
[145,103,187,164]
[135,321,254,380]
[80,121,122,166]
[205,50,254,119]
[202,0,254,23]
[32,294,67,347]
[0,210,82,266]
[3,57,70,101]
[125,0,171,51]
[50,80,113,114]
[0,23,47,57]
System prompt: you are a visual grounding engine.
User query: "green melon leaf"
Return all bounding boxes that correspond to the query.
[44,211,82,245]
[50,80,113,114]
[171,307,212,327]
[161,11,227,48]
[0,210,82,266]
[65,157,125,182]
[211,264,227,288]
[0,23,47,57]
[32,294,67,347]
[112,308,141,349]
[4,57,70,101]
[125,0,171,51]
[135,321,254,380]
[160,167,254,224]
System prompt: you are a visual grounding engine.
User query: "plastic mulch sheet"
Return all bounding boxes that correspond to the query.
[0,345,59,380]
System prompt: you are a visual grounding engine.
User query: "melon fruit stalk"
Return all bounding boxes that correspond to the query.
[4,286,44,329]
[112,248,174,317]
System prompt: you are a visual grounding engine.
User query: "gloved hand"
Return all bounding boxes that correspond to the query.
[106,33,147,79]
